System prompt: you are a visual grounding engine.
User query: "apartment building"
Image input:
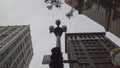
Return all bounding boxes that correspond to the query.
[0,25,33,68]
[65,32,119,68]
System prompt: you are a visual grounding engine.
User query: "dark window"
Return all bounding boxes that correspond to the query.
[74,49,78,51]
[74,36,77,39]
[79,63,90,67]
[79,49,82,51]
[70,36,73,40]
[75,53,79,55]
[117,10,120,19]
[80,53,85,56]
[77,57,87,60]
[83,35,87,39]
[2,62,8,68]
[79,36,82,39]
[113,0,120,20]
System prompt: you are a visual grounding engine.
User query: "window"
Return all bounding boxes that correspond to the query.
[73,36,77,40]
[75,53,79,55]
[79,49,82,51]
[80,53,84,55]
[2,62,8,68]
[6,47,10,54]
[113,0,120,20]
[19,44,23,50]
[7,58,12,66]
[69,36,73,40]
[79,36,82,39]
[87,35,91,39]
[91,35,95,38]
[116,0,120,19]
[0,56,1,63]
[79,63,90,67]
[83,35,87,39]
[1,52,6,59]
[74,49,78,52]
[77,57,87,60]
[116,10,120,19]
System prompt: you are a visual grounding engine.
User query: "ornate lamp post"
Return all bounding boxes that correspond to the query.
[49,19,67,50]
[49,20,67,68]
[42,20,78,68]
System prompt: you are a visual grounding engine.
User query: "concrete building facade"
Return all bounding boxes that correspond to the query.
[0,25,33,68]
[65,0,120,38]
[65,32,119,68]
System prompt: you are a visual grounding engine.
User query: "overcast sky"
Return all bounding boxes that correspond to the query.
[0,0,120,68]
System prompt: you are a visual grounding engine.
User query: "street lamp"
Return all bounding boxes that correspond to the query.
[42,20,78,68]
[49,20,67,68]
[49,19,67,50]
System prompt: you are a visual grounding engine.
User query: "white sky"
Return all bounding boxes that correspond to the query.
[0,0,120,68]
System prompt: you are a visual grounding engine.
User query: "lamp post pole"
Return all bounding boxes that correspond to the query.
[49,20,67,68]
[56,35,61,49]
